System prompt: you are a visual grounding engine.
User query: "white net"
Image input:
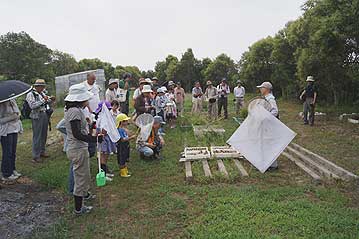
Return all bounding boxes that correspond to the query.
[248,98,271,113]
[135,113,154,141]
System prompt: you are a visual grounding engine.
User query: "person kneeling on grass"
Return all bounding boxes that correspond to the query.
[64,83,103,215]
[116,113,137,177]
[136,116,165,160]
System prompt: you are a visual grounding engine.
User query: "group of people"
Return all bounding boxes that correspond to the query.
[191,79,246,119]
[0,72,318,215]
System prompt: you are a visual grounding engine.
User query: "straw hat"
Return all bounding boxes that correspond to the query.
[256,82,273,89]
[33,79,46,86]
[142,85,153,93]
[306,76,315,82]
[65,83,93,102]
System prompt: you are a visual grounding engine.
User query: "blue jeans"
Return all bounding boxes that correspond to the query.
[1,133,18,177]
[68,161,74,194]
[138,146,154,157]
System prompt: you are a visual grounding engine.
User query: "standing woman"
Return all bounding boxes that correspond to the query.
[0,99,22,181]
[64,83,103,215]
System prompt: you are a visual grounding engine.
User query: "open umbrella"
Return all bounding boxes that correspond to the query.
[0,80,32,103]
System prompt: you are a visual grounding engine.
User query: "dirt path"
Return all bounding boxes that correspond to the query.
[0,177,65,239]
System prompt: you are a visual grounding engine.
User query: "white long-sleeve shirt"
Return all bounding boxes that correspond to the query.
[217,84,230,97]
[264,93,278,117]
[234,86,245,98]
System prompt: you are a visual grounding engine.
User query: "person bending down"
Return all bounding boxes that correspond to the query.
[136,116,165,160]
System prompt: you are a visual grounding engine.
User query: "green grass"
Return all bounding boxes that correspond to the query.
[5,94,359,238]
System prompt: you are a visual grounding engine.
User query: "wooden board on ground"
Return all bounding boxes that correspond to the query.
[184,161,193,181]
[217,159,229,178]
[202,160,212,177]
[233,159,249,177]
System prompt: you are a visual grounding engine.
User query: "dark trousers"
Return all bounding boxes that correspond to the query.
[218,97,228,119]
[303,98,315,125]
[117,141,130,167]
[120,101,129,115]
[1,133,18,177]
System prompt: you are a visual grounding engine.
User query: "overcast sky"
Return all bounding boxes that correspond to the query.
[0,0,305,71]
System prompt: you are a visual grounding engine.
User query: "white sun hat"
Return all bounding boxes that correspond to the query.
[108,78,119,85]
[256,82,273,89]
[156,87,164,93]
[306,76,315,82]
[65,83,94,102]
[160,86,168,92]
[145,78,153,84]
[141,84,153,93]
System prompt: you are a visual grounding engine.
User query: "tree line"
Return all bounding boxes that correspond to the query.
[239,0,359,105]
[0,0,358,106]
[0,32,239,93]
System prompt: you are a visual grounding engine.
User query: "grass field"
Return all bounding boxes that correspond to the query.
[7,94,359,238]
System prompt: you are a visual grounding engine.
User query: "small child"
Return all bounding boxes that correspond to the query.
[110,100,120,121]
[116,113,136,177]
[155,87,167,121]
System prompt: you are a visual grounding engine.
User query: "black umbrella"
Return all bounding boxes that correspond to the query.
[0,80,32,103]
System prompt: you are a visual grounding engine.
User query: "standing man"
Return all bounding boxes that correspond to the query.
[0,99,22,181]
[257,81,279,170]
[234,80,245,115]
[300,76,317,126]
[174,82,185,117]
[204,81,218,119]
[119,73,131,115]
[191,82,203,113]
[83,73,101,120]
[217,78,230,119]
[26,79,53,163]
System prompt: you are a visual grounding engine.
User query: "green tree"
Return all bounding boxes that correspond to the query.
[0,31,52,83]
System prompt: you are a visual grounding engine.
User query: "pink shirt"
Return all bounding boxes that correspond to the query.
[174,87,185,103]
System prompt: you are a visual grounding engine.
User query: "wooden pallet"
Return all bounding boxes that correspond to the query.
[181,147,211,162]
[210,146,243,159]
[182,158,249,181]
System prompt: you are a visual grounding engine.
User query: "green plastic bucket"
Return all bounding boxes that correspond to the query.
[96,169,106,187]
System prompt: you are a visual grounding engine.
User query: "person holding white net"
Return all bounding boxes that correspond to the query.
[136,115,165,160]
[256,81,279,170]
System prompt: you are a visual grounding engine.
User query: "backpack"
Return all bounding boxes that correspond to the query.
[21,91,36,119]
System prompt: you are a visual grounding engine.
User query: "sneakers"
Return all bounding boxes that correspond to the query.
[106,172,115,177]
[32,158,42,163]
[1,174,19,181]
[74,205,93,215]
[120,167,131,178]
[106,176,113,182]
[84,192,96,201]
[13,170,22,177]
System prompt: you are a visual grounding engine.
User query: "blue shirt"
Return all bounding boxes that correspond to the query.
[118,128,128,140]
